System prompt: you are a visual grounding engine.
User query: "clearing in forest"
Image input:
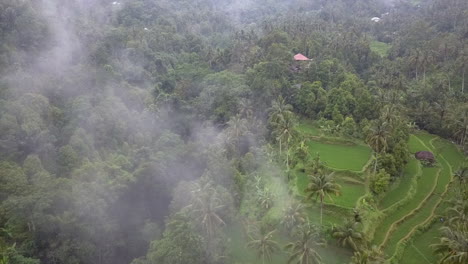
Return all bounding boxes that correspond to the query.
[374,133,464,262]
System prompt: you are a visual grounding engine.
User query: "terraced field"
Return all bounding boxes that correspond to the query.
[373,167,439,245]
[306,140,371,171]
[401,222,443,264]
[379,158,420,210]
[295,122,465,263]
[296,171,366,209]
[374,132,464,263]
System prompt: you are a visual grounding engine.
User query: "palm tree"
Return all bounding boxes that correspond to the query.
[447,196,468,226]
[247,228,280,264]
[281,202,306,231]
[271,114,297,169]
[189,182,226,239]
[408,49,421,80]
[432,224,468,264]
[294,140,309,163]
[351,245,385,264]
[420,49,435,86]
[226,114,248,155]
[332,220,365,252]
[305,172,341,225]
[366,120,390,173]
[453,161,468,195]
[307,154,326,175]
[268,95,293,126]
[257,186,274,210]
[366,120,390,154]
[446,105,468,150]
[238,98,253,119]
[285,226,322,264]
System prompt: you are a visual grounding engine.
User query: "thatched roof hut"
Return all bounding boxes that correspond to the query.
[415,151,435,163]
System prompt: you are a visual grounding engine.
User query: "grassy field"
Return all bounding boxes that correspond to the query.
[379,158,420,210]
[306,140,371,171]
[227,218,352,264]
[373,167,439,245]
[296,120,321,136]
[401,222,443,264]
[296,170,366,208]
[383,195,439,256]
[408,134,431,153]
[376,133,464,262]
[370,41,391,57]
[291,124,464,263]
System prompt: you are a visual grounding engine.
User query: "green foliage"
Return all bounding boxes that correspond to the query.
[146,213,207,264]
[370,169,391,195]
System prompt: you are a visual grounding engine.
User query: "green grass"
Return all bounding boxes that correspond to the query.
[296,120,321,136]
[296,171,365,208]
[378,134,462,259]
[379,158,420,210]
[373,167,439,245]
[408,134,431,153]
[325,181,366,208]
[306,140,371,171]
[401,222,443,264]
[383,195,439,256]
[414,132,437,148]
[433,138,464,168]
[227,217,352,264]
[306,203,351,227]
[226,222,289,264]
[370,41,391,57]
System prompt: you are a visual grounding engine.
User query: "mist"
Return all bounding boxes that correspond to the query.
[1,0,467,263]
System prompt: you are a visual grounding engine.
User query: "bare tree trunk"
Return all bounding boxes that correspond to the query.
[279,137,282,156]
[320,196,324,225]
[462,64,465,93]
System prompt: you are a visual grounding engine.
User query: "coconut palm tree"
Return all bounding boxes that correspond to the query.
[307,154,326,175]
[238,98,253,119]
[268,96,294,126]
[366,120,390,154]
[447,198,468,226]
[453,161,468,195]
[305,172,341,225]
[189,182,226,239]
[350,245,385,264]
[332,220,365,252]
[271,114,297,168]
[432,224,468,264]
[247,228,280,264]
[285,226,322,264]
[366,120,390,173]
[226,114,248,155]
[446,105,468,150]
[281,202,307,231]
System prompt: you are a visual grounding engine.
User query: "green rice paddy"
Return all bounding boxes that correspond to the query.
[306,140,371,171]
[293,122,464,263]
[373,167,439,245]
[401,222,443,264]
[379,158,420,210]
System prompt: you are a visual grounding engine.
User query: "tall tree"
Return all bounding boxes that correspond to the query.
[247,228,280,264]
[305,172,341,225]
[285,226,322,264]
[332,220,365,252]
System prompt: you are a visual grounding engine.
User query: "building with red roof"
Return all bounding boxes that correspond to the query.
[294,53,310,61]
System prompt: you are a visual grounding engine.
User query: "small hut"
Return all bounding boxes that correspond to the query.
[294,53,310,61]
[291,53,311,73]
[415,151,435,165]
